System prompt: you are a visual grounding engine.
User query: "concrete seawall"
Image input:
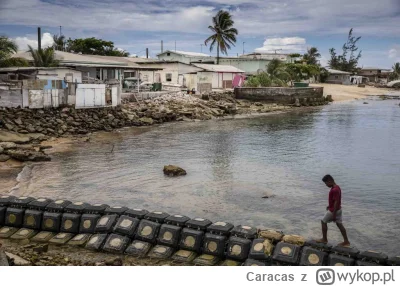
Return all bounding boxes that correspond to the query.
[234,87,324,103]
[0,195,398,266]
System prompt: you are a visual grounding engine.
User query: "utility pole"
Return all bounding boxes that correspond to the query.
[243,42,245,55]
[161,40,164,53]
[175,41,176,52]
[60,26,62,36]
[38,27,42,51]
[200,44,203,53]
[146,48,149,58]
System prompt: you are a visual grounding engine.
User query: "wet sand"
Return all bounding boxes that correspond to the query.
[311,83,392,102]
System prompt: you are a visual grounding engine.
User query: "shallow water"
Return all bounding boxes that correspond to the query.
[9,98,400,254]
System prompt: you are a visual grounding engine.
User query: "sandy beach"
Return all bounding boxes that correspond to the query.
[311,83,392,102]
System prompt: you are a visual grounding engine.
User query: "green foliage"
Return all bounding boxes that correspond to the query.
[0,36,29,67]
[303,47,321,65]
[28,45,60,67]
[388,62,400,81]
[205,10,238,64]
[66,37,129,57]
[0,36,18,61]
[289,53,301,58]
[245,75,261,87]
[319,67,330,83]
[286,63,320,82]
[328,28,362,72]
[53,35,66,51]
[0,57,29,68]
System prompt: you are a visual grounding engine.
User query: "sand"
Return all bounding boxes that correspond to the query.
[311,83,392,102]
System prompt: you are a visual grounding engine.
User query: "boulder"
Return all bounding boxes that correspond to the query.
[294,98,301,107]
[163,165,187,177]
[0,142,17,149]
[0,130,31,143]
[0,146,3,154]
[5,252,32,266]
[6,149,51,162]
[139,117,154,125]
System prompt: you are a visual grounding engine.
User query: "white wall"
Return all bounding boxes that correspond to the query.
[139,63,202,85]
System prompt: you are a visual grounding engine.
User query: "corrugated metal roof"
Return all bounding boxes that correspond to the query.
[327,68,351,75]
[192,64,245,73]
[158,50,211,57]
[11,51,161,70]
[0,67,76,72]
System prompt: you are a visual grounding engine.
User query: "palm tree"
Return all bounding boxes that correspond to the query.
[53,34,65,51]
[0,36,18,61]
[28,45,60,67]
[0,57,29,68]
[204,10,238,64]
[303,47,321,65]
[266,59,290,86]
[391,62,400,80]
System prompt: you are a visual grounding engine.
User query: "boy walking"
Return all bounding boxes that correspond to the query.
[317,175,350,247]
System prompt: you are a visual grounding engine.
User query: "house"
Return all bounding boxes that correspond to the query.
[135,61,202,87]
[358,67,392,83]
[156,50,214,64]
[190,64,245,91]
[11,51,160,87]
[326,69,351,84]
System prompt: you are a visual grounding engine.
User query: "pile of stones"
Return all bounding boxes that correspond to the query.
[1,195,399,266]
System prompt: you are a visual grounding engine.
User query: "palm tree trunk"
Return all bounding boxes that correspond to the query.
[217,44,220,65]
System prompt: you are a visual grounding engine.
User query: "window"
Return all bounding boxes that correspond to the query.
[166,73,172,82]
[167,53,171,56]
[335,75,339,79]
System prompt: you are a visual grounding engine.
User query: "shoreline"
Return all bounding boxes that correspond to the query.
[0,103,326,195]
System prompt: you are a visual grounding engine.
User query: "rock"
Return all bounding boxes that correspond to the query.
[294,98,301,107]
[33,244,49,254]
[363,102,369,104]
[105,258,123,266]
[139,117,154,125]
[0,130,31,143]
[326,95,333,102]
[5,252,32,266]
[14,118,23,125]
[0,154,10,162]
[6,149,51,162]
[0,146,3,154]
[0,248,9,266]
[163,165,187,177]
[0,142,17,149]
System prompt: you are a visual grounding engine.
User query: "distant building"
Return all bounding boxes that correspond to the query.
[358,67,392,83]
[156,50,293,75]
[326,69,351,84]
[157,50,214,64]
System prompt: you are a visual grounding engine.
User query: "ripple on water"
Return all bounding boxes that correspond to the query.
[10,100,400,254]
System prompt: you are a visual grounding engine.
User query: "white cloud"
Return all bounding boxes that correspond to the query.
[14,32,54,51]
[255,37,307,53]
[389,48,398,59]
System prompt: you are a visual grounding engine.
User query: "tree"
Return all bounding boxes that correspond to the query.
[328,28,362,72]
[0,36,18,61]
[204,10,238,64]
[28,45,60,67]
[0,36,29,67]
[53,34,66,51]
[286,63,320,82]
[303,47,321,65]
[266,59,290,86]
[65,37,129,57]
[389,62,400,81]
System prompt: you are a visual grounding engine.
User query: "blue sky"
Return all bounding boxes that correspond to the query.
[0,0,399,68]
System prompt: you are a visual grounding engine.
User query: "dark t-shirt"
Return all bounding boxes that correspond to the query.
[328,185,342,212]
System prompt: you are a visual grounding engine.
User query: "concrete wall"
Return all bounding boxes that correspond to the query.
[234,87,324,103]
[0,89,23,108]
[219,58,271,74]
[36,69,83,83]
[326,74,350,84]
[139,63,202,85]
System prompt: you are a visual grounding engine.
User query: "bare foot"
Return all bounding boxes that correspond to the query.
[316,239,328,244]
[338,241,351,247]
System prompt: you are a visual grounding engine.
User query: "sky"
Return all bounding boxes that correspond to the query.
[0,0,399,68]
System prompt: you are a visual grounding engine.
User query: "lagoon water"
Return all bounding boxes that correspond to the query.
[11,98,400,253]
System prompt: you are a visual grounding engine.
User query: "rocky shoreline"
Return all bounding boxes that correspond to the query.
[0,91,329,192]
